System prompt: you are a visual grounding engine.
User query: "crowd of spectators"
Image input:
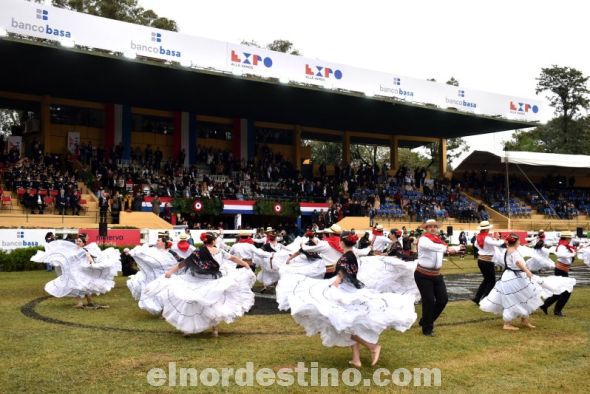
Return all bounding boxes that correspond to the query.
[1,148,84,215]
[18,141,590,227]
[457,171,587,219]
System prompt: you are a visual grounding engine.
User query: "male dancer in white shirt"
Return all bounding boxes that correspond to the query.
[415,219,462,336]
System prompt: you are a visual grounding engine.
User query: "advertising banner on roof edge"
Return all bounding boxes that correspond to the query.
[0,0,542,122]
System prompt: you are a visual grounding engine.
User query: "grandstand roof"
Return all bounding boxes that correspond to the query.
[0,38,537,142]
[455,150,590,176]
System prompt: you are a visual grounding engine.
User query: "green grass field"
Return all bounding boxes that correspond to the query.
[1,271,589,393]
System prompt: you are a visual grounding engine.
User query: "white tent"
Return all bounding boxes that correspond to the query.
[456,151,590,176]
[502,151,590,168]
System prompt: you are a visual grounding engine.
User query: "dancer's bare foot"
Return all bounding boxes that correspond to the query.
[212,327,219,337]
[73,303,84,309]
[521,319,536,328]
[370,344,382,366]
[503,324,519,331]
[348,360,362,368]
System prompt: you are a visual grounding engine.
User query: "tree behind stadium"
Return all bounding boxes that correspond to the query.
[51,0,178,31]
[505,66,590,153]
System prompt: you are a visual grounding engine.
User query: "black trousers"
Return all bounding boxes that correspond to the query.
[473,260,496,303]
[542,268,571,313]
[415,271,448,334]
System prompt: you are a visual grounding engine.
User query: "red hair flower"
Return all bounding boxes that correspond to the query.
[200,232,208,242]
[346,233,359,243]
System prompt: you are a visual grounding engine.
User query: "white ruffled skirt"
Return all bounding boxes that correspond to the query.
[141,267,256,334]
[255,251,287,287]
[480,270,576,321]
[357,256,421,300]
[31,241,121,298]
[275,255,327,310]
[579,249,590,268]
[126,244,178,313]
[526,249,555,272]
[277,275,417,347]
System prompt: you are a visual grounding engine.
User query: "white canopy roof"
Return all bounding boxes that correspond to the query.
[502,151,590,168]
[455,150,590,176]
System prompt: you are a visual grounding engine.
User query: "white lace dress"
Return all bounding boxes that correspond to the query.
[480,250,576,321]
[31,241,121,297]
[141,249,256,334]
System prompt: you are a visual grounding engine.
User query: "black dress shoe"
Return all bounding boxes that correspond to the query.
[540,305,548,315]
[554,312,566,317]
[471,299,479,306]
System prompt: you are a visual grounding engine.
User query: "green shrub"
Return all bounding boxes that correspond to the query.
[0,247,46,272]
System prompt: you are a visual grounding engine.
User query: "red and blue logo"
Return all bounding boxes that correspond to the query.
[510,101,539,114]
[305,64,343,80]
[231,50,273,68]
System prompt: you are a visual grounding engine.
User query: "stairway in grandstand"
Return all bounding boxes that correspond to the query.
[0,182,171,229]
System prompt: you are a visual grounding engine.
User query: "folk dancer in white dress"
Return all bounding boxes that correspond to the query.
[277,231,417,367]
[524,230,555,272]
[31,234,121,308]
[127,232,178,313]
[298,224,371,278]
[254,227,284,291]
[414,219,463,336]
[357,228,420,299]
[472,221,505,305]
[480,234,576,329]
[143,232,254,337]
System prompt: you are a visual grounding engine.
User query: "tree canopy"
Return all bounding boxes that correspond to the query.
[505,66,589,152]
[240,39,301,55]
[51,0,178,31]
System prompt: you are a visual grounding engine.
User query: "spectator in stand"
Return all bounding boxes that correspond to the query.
[30,190,45,214]
[110,191,122,224]
[56,189,69,215]
[70,191,81,215]
[152,195,161,217]
[133,193,143,212]
[98,191,109,222]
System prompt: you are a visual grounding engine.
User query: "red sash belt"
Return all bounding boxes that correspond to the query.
[416,265,441,277]
[555,262,570,272]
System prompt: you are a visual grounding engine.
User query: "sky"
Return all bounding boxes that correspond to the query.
[138,0,590,165]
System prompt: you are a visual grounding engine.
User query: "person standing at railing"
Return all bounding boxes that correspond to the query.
[98,191,109,223]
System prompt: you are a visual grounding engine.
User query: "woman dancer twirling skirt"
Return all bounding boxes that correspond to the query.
[142,232,254,337]
[480,233,576,330]
[31,234,121,308]
[277,231,416,367]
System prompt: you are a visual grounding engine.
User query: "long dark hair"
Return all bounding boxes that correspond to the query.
[183,245,221,278]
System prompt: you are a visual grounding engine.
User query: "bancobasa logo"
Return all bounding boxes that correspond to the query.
[11,17,72,38]
[131,34,181,58]
[1,240,40,247]
[445,97,477,108]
